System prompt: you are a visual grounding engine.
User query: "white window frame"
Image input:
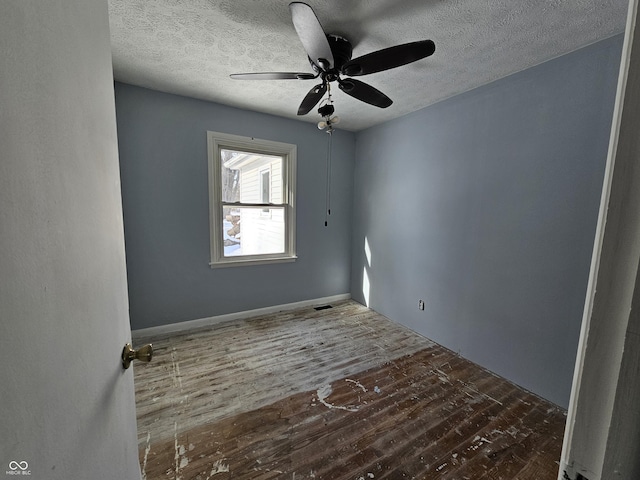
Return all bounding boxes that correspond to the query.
[207,131,297,268]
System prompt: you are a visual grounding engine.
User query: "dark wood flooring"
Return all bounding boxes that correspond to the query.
[133,301,565,479]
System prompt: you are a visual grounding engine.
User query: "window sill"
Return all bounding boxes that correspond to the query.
[209,255,297,269]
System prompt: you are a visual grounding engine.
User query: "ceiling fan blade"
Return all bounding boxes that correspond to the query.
[230,72,317,80]
[289,2,334,70]
[338,78,393,108]
[297,82,327,115]
[341,40,435,77]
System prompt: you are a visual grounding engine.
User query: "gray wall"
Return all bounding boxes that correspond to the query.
[350,35,623,408]
[115,84,355,330]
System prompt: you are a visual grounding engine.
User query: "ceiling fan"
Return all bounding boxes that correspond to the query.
[230,2,436,116]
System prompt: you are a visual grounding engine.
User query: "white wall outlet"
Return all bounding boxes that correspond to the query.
[418,300,425,310]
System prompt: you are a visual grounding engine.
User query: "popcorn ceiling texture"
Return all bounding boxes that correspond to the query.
[108,0,627,131]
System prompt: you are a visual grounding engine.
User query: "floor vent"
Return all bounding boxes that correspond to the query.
[314,305,333,311]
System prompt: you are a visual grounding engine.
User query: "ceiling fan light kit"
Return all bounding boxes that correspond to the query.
[230,2,436,120]
[317,97,340,132]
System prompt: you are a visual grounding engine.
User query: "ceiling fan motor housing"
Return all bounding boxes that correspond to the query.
[309,35,353,73]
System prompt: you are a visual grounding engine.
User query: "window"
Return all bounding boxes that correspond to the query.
[207,131,296,267]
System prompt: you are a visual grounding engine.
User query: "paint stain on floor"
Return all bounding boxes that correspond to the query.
[138,346,565,479]
[134,301,565,480]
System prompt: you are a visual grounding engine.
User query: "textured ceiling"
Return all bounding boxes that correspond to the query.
[108,0,628,131]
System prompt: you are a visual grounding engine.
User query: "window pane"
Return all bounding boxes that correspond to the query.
[221,148,283,204]
[222,206,285,257]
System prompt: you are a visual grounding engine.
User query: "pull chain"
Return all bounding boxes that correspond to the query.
[325,130,333,226]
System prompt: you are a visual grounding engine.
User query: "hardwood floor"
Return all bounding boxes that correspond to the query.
[133,300,566,479]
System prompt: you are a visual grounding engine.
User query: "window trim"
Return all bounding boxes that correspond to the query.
[207,131,297,268]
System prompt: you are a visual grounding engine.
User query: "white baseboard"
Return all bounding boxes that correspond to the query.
[132,293,351,340]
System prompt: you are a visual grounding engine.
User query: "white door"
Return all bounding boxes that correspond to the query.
[0,1,141,479]
[559,0,640,478]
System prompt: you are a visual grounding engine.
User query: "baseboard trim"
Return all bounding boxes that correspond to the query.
[132,293,352,340]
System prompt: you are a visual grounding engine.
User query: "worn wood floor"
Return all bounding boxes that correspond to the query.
[133,300,566,480]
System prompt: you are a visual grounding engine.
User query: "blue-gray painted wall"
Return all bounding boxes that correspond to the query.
[115,35,622,406]
[350,34,623,407]
[115,84,355,330]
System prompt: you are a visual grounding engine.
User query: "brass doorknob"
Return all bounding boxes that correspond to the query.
[122,343,153,369]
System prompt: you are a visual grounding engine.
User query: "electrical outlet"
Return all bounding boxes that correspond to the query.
[418,300,425,310]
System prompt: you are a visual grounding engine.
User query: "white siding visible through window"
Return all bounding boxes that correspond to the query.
[207,131,296,268]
